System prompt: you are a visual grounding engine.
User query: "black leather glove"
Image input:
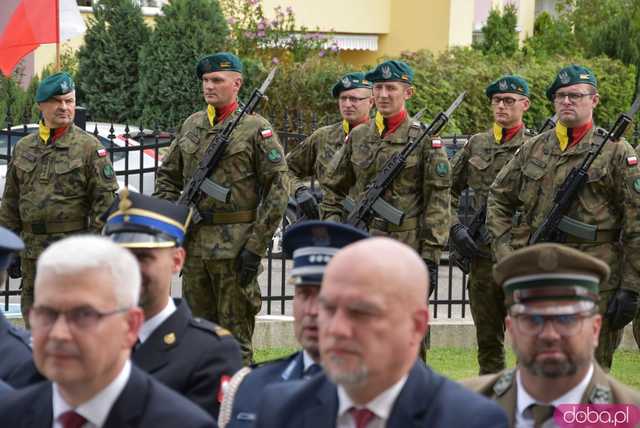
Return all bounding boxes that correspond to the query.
[295,187,319,220]
[236,248,261,287]
[606,289,640,330]
[450,223,479,257]
[7,255,21,279]
[425,260,438,298]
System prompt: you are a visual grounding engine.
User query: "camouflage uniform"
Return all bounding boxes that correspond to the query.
[153,108,288,362]
[320,118,451,264]
[487,127,640,369]
[450,128,532,374]
[0,125,118,319]
[286,121,345,193]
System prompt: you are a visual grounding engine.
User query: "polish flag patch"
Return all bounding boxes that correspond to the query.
[431,139,443,148]
[628,156,638,166]
[217,374,231,403]
[260,129,273,139]
[97,148,108,157]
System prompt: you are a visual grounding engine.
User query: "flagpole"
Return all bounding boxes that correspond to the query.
[55,0,60,71]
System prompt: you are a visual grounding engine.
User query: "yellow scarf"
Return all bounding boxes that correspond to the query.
[342,119,350,136]
[555,122,570,151]
[38,120,52,144]
[207,104,216,127]
[375,111,385,136]
[492,123,504,144]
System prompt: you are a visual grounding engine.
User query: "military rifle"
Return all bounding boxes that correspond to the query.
[529,96,640,244]
[343,92,466,231]
[538,113,558,134]
[177,68,278,223]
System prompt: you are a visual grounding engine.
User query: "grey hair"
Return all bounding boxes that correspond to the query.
[36,235,141,307]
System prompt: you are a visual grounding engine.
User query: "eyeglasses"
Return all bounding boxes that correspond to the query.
[512,313,593,337]
[338,96,369,104]
[553,92,595,103]
[490,96,525,106]
[29,305,130,331]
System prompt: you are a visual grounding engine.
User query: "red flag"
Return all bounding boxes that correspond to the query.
[0,0,59,76]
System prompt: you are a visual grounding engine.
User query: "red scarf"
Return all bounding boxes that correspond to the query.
[502,122,523,143]
[383,110,407,138]
[215,101,238,124]
[568,120,593,149]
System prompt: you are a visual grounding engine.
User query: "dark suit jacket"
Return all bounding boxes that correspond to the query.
[227,351,314,427]
[0,379,12,395]
[0,364,216,427]
[255,361,508,428]
[133,298,243,419]
[0,312,40,387]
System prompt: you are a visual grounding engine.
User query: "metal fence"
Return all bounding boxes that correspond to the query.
[0,111,473,320]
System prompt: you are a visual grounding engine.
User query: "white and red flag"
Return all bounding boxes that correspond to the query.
[0,0,86,76]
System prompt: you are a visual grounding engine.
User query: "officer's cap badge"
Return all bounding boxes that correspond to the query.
[381,65,392,79]
[559,71,570,84]
[118,188,133,212]
[164,332,176,345]
[498,80,508,91]
[342,77,352,88]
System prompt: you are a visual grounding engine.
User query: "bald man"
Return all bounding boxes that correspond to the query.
[255,238,507,428]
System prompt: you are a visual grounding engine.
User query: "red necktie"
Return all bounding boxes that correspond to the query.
[350,407,375,428]
[59,410,87,428]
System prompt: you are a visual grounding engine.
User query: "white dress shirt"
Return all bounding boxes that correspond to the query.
[138,298,176,344]
[52,359,132,428]
[336,374,408,428]
[515,364,594,428]
[302,350,318,372]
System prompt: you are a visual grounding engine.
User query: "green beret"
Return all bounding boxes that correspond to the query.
[485,75,529,98]
[196,52,243,79]
[546,64,597,101]
[365,60,413,84]
[331,72,372,98]
[36,72,75,103]
[493,243,609,315]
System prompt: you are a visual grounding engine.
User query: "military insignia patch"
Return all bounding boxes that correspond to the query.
[214,325,231,336]
[589,385,612,404]
[60,80,70,93]
[436,162,448,176]
[97,148,107,157]
[401,74,409,81]
[267,148,282,163]
[260,128,273,139]
[498,80,508,91]
[634,178,640,193]
[579,73,590,80]
[627,156,638,166]
[381,65,392,79]
[220,61,232,68]
[432,139,443,148]
[164,332,176,345]
[217,374,231,403]
[102,164,114,179]
[342,77,352,88]
[493,369,515,397]
[559,71,570,84]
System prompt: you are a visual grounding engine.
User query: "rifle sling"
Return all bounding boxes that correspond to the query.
[199,210,257,225]
[370,216,418,232]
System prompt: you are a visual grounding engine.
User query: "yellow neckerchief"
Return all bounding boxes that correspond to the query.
[492,122,504,144]
[555,122,570,151]
[207,104,216,127]
[342,119,350,136]
[38,120,52,144]
[375,111,385,136]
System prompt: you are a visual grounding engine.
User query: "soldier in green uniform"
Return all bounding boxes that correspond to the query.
[450,75,533,375]
[0,72,118,323]
[320,60,451,294]
[487,64,640,370]
[286,72,373,219]
[153,52,288,363]
[462,243,640,427]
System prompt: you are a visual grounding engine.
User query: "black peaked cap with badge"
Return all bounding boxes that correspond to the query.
[283,221,369,286]
[103,188,192,248]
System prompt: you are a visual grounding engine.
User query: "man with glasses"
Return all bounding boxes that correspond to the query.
[0,236,214,427]
[463,243,640,427]
[487,64,640,369]
[104,189,243,420]
[286,72,373,219]
[450,75,533,375]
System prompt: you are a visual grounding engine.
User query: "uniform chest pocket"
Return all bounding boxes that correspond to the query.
[350,145,377,172]
[519,161,546,204]
[578,167,608,210]
[179,132,201,155]
[54,157,86,196]
[14,155,37,174]
[221,141,254,184]
[468,155,491,172]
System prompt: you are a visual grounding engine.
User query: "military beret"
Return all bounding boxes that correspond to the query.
[196,52,243,79]
[0,226,24,271]
[35,72,75,103]
[104,188,192,248]
[283,221,368,286]
[365,60,413,84]
[546,64,598,101]
[493,243,609,315]
[331,72,372,98]
[485,75,529,98]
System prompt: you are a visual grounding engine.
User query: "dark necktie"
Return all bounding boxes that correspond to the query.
[59,410,87,428]
[350,407,375,428]
[303,364,321,378]
[529,403,556,428]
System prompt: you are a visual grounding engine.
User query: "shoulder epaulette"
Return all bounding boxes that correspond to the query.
[190,317,231,337]
[493,368,516,397]
[252,352,297,369]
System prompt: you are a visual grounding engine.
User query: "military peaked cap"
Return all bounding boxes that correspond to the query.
[36,72,75,103]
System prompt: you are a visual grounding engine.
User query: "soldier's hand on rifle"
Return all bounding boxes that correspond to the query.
[450,223,479,257]
[295,187,319,220]
[7,255,21,279]
[424,260,438,298]
[237,248,261,287]
[605,288,640,330]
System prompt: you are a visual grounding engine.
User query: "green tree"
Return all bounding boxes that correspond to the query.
[137,0,228,129]
[77,0,150,122]
[522,12,579,58]
[473,4,519,57]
